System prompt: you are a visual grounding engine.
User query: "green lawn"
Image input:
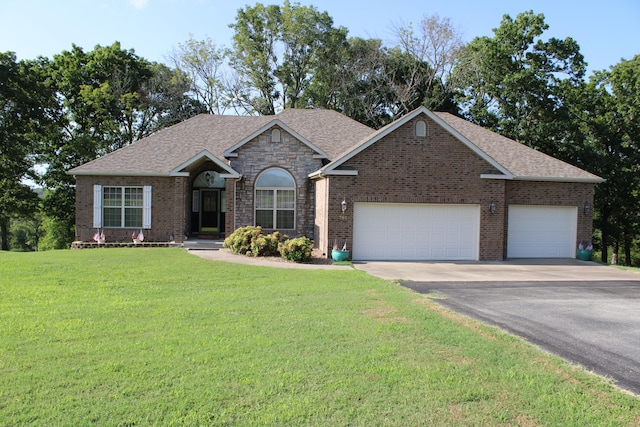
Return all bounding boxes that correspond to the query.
[1,249,638,426]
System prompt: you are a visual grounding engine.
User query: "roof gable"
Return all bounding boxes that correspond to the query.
[170,150,241,178]
[314,106,604,183]
[223,119,328,159]
[315,106,511,178]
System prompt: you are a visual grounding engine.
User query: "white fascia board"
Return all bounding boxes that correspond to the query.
[169,149,241,178]
[223,119,329,158]
[69,171,170,177]
[512,175,606,183]
[308,169,359,179]
[480,174,511,180]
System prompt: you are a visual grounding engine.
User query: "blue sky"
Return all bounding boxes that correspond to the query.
[2,0,638,75]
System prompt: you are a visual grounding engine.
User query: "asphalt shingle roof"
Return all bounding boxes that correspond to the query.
[69,109,373,175]
[433,112,603,182]
[69,107,603,183]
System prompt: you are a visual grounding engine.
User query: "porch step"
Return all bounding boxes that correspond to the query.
[183,239,224,251]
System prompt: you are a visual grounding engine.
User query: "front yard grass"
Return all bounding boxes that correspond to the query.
[1,248,638,425]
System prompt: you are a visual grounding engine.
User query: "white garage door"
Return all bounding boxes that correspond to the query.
[352,203,480,261]
[507,206,577,258]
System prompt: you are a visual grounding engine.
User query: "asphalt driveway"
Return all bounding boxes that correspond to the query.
[400,279,640,395]
[351,259,640,394]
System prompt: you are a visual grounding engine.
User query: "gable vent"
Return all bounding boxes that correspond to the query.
[271,129,281,143]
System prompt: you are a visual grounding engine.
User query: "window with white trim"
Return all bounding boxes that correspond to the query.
[416,120,427,137]
[93,185,152,229]
[255,168,295,229]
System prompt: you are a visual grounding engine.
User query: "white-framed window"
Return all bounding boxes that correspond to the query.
[93,185,152,228]
[416,120,427,137]
[255,168,295,229]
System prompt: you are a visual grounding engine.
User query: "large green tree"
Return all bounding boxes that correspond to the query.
[229,1,347,115]
[455,11,586,160]
[0,52,58,250]
[42,43,197,247]
[577,56,640,264]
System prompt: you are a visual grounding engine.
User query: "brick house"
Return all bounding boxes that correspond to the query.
[69,106,603,260]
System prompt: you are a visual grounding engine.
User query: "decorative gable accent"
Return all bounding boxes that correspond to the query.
[311,107,513,179]
[169,150,241,179]
[223,119,328,159]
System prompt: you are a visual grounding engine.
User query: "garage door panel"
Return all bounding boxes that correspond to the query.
[507,206,577,258]
[353,203,479,261]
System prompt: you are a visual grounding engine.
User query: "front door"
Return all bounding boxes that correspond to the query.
[200,190,219,233]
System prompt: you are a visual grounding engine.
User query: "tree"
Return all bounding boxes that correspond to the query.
[42,43,197,247]
[391,13,464,113]
[229,1,347,115]
[455,11,586,158]
[0,52,57,250]
[167,37,229,114]
[577,57,640,264]
[308,37,393,128]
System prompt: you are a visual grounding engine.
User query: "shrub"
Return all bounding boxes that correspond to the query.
[279,236,313,263]
[251,233,281,257]
[223,226,262,255]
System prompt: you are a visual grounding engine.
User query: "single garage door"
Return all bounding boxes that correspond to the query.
[353,203,480,261]
[507,206,577,258]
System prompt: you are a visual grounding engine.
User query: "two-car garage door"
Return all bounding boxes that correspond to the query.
[352,203,578,261]
[353,203,480,261]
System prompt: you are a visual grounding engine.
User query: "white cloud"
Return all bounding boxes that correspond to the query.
[129,0,149,10]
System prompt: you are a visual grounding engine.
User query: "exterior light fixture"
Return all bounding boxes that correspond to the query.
[489,201,496,214]
[205,171,215,187]
[341,199,347,213]
[583,202,590,215]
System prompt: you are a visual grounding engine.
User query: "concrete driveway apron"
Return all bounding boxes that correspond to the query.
[353,259,640,395]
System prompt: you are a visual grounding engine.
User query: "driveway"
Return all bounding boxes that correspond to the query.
[353,258,640,282]
[358,260,640,395]
[401,280,640,395]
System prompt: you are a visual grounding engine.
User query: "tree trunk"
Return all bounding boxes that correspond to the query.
[624,235,632,266]
[611,240,618,265]
[600,208,610,263]
[1,221,8,251]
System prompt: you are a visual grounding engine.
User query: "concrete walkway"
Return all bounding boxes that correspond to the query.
[188,248,353,270]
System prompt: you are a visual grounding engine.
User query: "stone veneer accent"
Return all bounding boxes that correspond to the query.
[226,128,324,239]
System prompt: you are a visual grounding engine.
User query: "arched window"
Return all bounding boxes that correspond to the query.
[255,168,295,229]
[416,120,427,137]
[271,128,281,143]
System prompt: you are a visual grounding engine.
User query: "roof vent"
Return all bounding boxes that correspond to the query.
[271,129,281,143]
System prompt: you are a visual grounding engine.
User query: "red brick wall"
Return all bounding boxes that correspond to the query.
[322,113,595,260]
[75,175,186,243]
[314,177,329,255]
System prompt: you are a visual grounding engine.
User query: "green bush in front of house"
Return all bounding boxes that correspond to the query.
[251,231,283,257]
[224,227,312,263]
[223,226,262,255]
[278,236,313,263]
